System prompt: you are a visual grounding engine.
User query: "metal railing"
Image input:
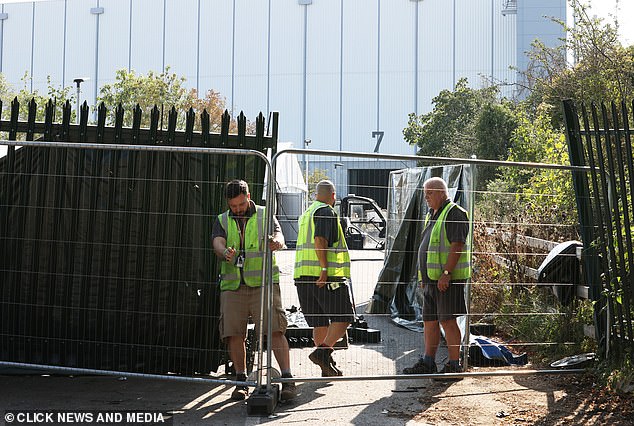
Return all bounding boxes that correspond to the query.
[273,148,590,382]
[564,99,634,361]
[1,139,596,415]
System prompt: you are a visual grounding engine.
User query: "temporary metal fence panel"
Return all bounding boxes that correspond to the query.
[563,99,634,361]
[0,95,592,398]
[0,98,278,380]
[271,149,588,383]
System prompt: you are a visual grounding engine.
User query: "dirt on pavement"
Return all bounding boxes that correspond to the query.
[2,366,633,425]
[3,250,633,425]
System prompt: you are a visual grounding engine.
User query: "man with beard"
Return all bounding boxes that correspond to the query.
[212,179,296,401]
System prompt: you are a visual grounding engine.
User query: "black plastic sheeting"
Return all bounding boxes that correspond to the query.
[366,165,474,331]
[0,146,244,375]
[537,240,583,306]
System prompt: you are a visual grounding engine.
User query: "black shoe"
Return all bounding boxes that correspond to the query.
[403,358,436,374]
[231,375,249,400]
[231,385,249,400]
[434,363,464,382]
[309,347,341,377]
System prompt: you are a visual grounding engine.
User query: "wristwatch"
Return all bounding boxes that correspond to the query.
[443,269,451,276]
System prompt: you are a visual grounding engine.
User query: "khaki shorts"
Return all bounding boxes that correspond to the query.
[219,284,288,340]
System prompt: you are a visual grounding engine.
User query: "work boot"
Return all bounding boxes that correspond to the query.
[328,356,344,376]
[309,346,341,377]
[434,362,464,382]
[280,374,297,401]
[231,374,249,400]
[403,358,436,374]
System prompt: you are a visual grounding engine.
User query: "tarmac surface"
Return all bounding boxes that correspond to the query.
[0,315,433,426]
[2,249,442,425]
[1,249,592,425]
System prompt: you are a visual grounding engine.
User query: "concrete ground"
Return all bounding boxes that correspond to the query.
[2,249,438,425]
[0,312,432,426]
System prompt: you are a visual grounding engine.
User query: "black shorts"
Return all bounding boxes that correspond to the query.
[421,280,467,322]
[295,277,355,327]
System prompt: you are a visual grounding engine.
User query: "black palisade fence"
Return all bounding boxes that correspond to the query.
[0,98,278,375]
[563,99,634,363]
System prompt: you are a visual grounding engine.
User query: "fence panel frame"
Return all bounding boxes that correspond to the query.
[273,147,588,382]
[0,139,279,391]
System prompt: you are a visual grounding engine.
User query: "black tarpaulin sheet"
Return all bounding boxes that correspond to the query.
[0,146,224,374]
[366,165,474,331]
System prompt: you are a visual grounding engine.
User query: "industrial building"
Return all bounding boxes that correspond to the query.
[0,0,566,199]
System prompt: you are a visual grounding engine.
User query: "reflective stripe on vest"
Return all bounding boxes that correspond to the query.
[293,201,351,279]
[425,202,472,280]
[218,205,280,291]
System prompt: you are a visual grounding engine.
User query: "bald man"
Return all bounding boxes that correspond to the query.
[403,177,471,380]
[294,180,354,377]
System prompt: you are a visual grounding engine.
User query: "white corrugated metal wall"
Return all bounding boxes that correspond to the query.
[0,0,564,155]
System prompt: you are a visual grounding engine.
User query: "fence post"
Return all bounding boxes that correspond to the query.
[114,104,124,144]
[562,99,608,355]
[26,98,36,141]
[79,101,89,141]
[237,111,247,184]
[61,100,72,140]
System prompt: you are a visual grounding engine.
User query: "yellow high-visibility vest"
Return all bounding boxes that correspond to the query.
[424,202,471,280]
[294,201,350,279]
[218,205,279,291]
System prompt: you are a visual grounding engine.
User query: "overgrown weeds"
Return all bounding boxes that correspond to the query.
[470,220,596,364]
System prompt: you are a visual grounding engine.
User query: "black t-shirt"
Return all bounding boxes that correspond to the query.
[418,200,469,284]
[313,206,339,246]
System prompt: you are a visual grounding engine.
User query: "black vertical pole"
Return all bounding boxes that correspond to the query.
[4,98,19,361]
[580,103,611,355]
[198,108,216,373]
[601,103,631,353]
[609,102,634,344]
[591,103,623,355]
[122,104,141,369]
[237,111,246,182]
[562,99,606,355]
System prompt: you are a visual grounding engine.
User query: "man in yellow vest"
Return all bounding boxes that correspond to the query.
[212,179,296,401]
[403,177,471,380]
[294,180,354,377]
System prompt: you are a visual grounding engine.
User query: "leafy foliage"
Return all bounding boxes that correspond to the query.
[479,107,577,241]
[403,78,518,189]
[520,0,634,124]
[188,88,232,133]
[98,68,192,128]
[1,72,73,123]
[494,288,595,364]
[601,351,634,393]
[404,79,512,159]
[0,73,12,105]
[305,168,330,200]
[97,68,251,133]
